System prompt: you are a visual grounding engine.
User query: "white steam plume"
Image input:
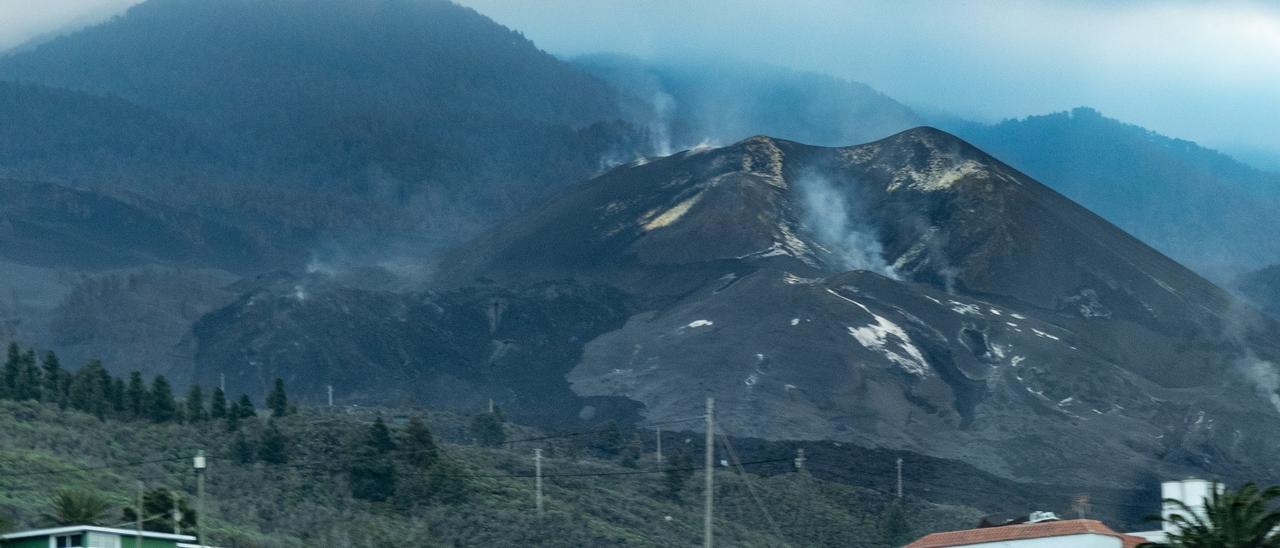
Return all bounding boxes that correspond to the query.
[647,90,675,157]
[1239,353,1280,413]
[797,174,897,278]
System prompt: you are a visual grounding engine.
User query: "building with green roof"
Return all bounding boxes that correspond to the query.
[0,525,208,548]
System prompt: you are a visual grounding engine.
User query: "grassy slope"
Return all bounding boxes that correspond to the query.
[0,400,981,547]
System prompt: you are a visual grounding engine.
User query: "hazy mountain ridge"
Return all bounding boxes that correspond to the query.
[0,1,1277,528]
[0,0,649,252]
[576,54,924,153]
[0,0,653,380]
[941,107,1280,278]
[575,54,1279,280]
[1235,264,1280,319]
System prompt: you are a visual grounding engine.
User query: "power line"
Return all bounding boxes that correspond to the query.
[499,416,704,446]
[0,454,191,479]
[718,431,785,545]
[802,461,1158,512]
[0,419,1162,517]
[399,458,793,480]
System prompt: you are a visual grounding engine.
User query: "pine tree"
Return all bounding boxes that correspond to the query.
[469,412,506,447]
[93,364,113,415]
[259,420,288,464]
[185,384,206,422]
[401,416,439,469]
[266,378,289,418]
[209,387,227,419]
[232,431,256,463]
[69,361,109,418]
[2,342,22,399]
[236,394,255,418]
[882,500,911,546]
[15,350,41,401]
[664,452,694,500]
[108,377,126,414]
[350,416,398,501]
[149,375,176,423]
[41,351,65,406]
[226,394,255,431]
[125,372,148,419]
[368,416,396,454]
[592,420,624,456]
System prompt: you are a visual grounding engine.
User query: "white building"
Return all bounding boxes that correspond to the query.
[1126,477,1223,544]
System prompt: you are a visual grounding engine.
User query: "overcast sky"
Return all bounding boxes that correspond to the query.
[455,0,1280,159]
[0,0,140,50]
[2,0,1277,159]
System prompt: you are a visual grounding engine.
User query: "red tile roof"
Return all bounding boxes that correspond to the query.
[906,519,1149,547]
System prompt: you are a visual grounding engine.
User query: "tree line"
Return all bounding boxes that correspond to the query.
[0,342,289,428]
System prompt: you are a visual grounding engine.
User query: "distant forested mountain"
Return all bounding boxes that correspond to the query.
[0,81,218,185]
[942,108,1280,279]
[0,0,649,380]
[1236,264,1280,319]
[576,54,924,152]
[0,0,645,248]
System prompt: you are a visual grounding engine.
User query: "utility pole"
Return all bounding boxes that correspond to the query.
[794,448,806,472]
[327,385,333,408]
[534,448,544,517]
[135,481,144,548]
[896,457,904,499]
[194,450,207,547]
[655,426,663,470]
[1073,494,1090,519]
[488,399,495,414]
[173,490,182,535]
[704,397,715,548]
[219,373,225,392]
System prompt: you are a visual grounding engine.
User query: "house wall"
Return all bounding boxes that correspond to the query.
[3,531,184,548]
[2,537,49,548]
[958,533,1123,548]
[117,537,178,548]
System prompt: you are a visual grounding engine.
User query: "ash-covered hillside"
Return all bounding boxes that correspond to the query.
[430,127,1280,489]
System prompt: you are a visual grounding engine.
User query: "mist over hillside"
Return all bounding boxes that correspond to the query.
[0,0,657,379]
[576,55,924,154]
[1,2,1279,544]
[0,0,648,253]
[576,56,1280,280]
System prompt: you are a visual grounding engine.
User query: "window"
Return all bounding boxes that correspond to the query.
[85,532,122,548]
[54,534,84,548]
[51,532,119,548]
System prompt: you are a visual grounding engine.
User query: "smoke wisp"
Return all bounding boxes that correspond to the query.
[796,174,896,278]
[1239,353,1280,413]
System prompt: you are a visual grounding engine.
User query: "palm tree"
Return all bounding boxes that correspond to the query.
[1143,483,1280,547]
[43,489,113,526]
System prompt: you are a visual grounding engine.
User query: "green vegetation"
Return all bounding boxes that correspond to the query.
[0,399,981,547]
[0,343,257,428]
[121,488,196,534]
[0,344,985,545]
[42,489,112,526]
[1145,483,1280,547]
